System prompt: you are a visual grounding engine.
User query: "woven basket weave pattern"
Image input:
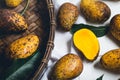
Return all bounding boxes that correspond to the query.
[0,0,49,50]
[0,0,56,79]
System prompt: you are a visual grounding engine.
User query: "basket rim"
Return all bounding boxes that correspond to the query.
[31,0,56,79]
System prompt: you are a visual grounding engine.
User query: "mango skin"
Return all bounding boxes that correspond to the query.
[80,0,111,23]
[110,14,120,41]
[5,0,23,7]
[7,34,39,59]
[50,53,83,80]
[0,9,28,32]
[100,49,120,72]
[57,3,79,31]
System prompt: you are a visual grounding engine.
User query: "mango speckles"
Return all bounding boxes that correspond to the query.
[5,0,23,7]
[8,34,39,59]
[0,9,28,32]
[9,12,28,31]
[80,0,111,23]
[101,49,120,72]
[51,54,83,80]
[110,14,120,41]
[57,3,79,31]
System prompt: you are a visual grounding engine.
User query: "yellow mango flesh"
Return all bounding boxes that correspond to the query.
[73,29,99,61]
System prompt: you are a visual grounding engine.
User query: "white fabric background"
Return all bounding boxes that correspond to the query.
[41,0,120,80]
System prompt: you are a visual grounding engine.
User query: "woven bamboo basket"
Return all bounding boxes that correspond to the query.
[0,0,56,80]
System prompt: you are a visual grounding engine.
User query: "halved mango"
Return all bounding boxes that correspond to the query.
[73,28,100,61]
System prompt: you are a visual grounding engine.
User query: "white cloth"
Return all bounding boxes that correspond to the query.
[41,0,120,80]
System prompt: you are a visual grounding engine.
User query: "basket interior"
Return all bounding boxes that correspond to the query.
[0,0,51,79]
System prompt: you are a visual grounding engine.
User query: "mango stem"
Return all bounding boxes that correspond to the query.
[21,0,30,15]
